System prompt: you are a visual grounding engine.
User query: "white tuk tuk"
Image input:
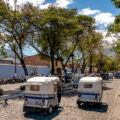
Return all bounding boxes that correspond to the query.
[77,77,103,107]
[23,77,61,115]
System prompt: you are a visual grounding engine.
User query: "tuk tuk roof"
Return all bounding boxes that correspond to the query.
[79,77,102,83]
[26,77,60,84]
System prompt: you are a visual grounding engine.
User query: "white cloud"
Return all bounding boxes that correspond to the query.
[96,30,117,44]
[78,8,100,15]
[40,3,52,9]
[4,0,73,10]
[4,0,51,10]
[32,50,36,53]
[54,0,73,8]
[94,13,115,27]
[78,8,115,28]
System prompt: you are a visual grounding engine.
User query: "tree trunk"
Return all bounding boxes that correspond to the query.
[81,61,86,74]
[62,64,67,76]
[89,54,93,73]
[59,58,67,76]
[50,52,55,75]
[20,59,28,76]
[81,52,86,74]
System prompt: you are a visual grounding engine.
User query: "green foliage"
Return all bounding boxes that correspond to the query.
[0,1,32,75]
[111,0,120,8]
[23,5,83,74]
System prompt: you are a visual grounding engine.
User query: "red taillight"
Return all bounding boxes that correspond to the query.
[42,99,45,103]
[95,95,97,99]
[25,96,28,101]
[95,95,98,101]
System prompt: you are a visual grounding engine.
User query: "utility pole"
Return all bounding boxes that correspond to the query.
[71,53,74,73]
[14,0,17,79]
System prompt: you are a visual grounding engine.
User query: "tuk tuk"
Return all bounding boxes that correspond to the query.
[23,77,61,115]
[77,77,103,107]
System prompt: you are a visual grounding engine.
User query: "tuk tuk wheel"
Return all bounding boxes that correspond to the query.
[49,106,53,114]
[77,101,81,107]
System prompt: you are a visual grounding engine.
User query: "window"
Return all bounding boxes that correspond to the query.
[30,85,40,91]
[84,84,92,88]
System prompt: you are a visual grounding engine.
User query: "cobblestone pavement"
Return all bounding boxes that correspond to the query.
[0,79,120,120]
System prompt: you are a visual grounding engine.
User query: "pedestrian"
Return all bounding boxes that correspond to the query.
[57,83,62,103]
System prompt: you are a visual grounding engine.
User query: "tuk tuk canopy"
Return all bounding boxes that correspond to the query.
[79,77,102,83]
[78,77,103,94]
[25,77,60,94]
[27,77,60,84]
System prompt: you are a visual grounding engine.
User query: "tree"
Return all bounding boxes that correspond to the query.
[111,0,120,8]
[108,0,120,68]
[74,15,103,73]
[0,1,32,76]
[23,5,83,74]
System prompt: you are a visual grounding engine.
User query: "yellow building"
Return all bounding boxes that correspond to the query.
[50,59,63,74]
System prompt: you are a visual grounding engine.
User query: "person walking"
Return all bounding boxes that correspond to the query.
[57,83,62,103]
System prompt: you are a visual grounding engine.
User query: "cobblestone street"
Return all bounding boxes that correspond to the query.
[0,79,120,120]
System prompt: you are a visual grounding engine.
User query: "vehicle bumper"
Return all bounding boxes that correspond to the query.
[23,106,48,112]
[77,99,101,103]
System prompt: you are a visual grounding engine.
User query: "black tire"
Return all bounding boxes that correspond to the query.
[44,106,53,116]
[49,106,53,114]
[77,101,81,107]
[96,103,101,108]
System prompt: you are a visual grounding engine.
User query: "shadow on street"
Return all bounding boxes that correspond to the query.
[103,86,113,91]
[24,106,63,120]
[62,88,78,97]
[79,103,108,113]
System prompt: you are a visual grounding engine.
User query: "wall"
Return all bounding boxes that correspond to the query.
[24,55,50,66]
[0,64,50,79]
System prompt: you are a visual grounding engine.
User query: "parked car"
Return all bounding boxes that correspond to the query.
[100,73,108,80]
[108,73,114,79]
[114,72,120,79]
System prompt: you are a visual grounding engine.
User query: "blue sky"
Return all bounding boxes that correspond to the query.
[4,0,119,55]
[69,0,120,15]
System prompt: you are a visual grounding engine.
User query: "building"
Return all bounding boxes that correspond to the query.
[24,55,50,66]
[0,59,13,64]
[50,59,63,74]
[24,55,63,74]
[0,58,20,65]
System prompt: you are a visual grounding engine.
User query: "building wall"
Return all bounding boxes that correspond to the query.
[50,60,63,74]
[0,60,13,64]
[0,64,50,79]
[24,55,50,66]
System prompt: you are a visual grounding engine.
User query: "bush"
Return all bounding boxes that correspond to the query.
[20,85,25,91]
[0,88,3,95]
